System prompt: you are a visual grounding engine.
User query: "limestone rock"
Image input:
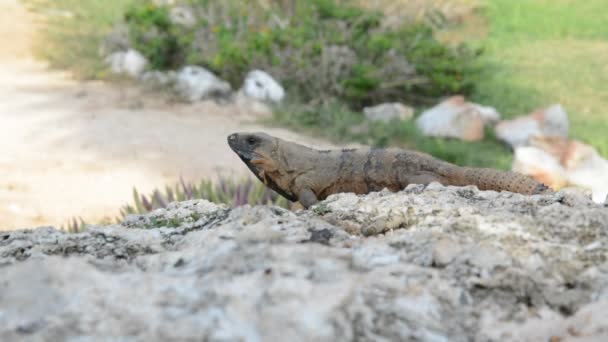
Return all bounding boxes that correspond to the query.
[363,103,414,123]
[416,96,500,141]
[468,103,501,124]
[169,6,196,27]
[495,104,569,148]
[1,187,607,341]
[174,66,232,102]
[513,136,608,203]
[512,146,568,190]
[241,70,285,104]
[432,238,463,267]
[104,49,148,78]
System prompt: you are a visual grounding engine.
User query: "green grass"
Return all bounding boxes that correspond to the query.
[472,0,608,156]
[273,0,608,167]
[23,0,135,79]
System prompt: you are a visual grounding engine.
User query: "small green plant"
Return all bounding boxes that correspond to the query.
[120,176,289,217]
[60,217,88,233]
[60,176,289,233]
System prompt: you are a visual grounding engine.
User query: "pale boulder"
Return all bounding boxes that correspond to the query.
[495,104,569,148]
[363,103,414,123]
[169,6,196,27]
[416,96,500,141]
[174,66,232,102]
[513,136,608,203]
[104,49,148,78]
[512,146,568,190]
[241,70,285,104]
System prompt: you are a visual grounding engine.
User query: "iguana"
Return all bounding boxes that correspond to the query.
[227,132,552,208]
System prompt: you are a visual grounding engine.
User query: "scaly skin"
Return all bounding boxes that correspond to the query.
[227,132,552,208]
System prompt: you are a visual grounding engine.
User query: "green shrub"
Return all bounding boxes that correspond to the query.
[124,0,480,107]
[124,2,186,69]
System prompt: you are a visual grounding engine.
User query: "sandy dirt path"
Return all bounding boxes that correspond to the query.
[0,0,338,230]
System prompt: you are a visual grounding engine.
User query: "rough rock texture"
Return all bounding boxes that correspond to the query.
[363,102,414,123]
[416,96,499,141]
[1,185,608,341]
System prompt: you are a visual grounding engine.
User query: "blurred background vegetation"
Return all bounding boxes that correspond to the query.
[22,0,607,218]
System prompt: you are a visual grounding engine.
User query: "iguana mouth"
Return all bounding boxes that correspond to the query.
[228,139,298,202]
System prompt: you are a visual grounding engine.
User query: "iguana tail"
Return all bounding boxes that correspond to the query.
[453,167,552,195]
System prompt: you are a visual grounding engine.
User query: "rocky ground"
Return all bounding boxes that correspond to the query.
[1,184,607,341]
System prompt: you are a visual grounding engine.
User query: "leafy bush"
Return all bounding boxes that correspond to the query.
[124,0,480,107]
[124,2,186,69]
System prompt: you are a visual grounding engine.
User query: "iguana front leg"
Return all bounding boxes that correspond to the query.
[298,189,318,208]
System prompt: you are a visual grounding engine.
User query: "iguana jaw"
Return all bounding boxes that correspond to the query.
[227,132,275,170]
[227,132,298,202]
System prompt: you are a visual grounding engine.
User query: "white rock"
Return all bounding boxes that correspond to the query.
[416,96,495,141]
[495,117,540,148]
[174,66,232,102]
[512,146,568,190]
[565,151,608,203]
[363,103,414,123]
[169,6,196,27]
[104,49,148,78]
[531,136,608,203]
[513,136,608,203]
[540,104,569,136]
[469,103,501,124]
[241,70,285,104]
[495,104,569,148]
[153,0,176,5]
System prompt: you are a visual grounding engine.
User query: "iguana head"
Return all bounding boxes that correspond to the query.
[227,132,298,201]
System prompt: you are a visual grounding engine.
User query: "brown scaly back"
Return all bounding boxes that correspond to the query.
[458,167,552,195]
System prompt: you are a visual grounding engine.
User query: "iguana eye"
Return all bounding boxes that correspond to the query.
[247,137,257,145]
